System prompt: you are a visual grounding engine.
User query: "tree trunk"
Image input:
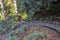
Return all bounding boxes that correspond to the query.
[13,0,18,15]
[0,0,6,20]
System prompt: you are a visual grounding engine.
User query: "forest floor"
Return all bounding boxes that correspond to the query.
[0,20,60,40]
[19,27,60,40]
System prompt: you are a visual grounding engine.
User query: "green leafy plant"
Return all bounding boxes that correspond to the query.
[4,0,16,21]
[21,25,28,32]
[6,25,28,40]
[6,35,19,40]
[0,20,19,35]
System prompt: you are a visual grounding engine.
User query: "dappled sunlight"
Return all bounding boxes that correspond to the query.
[0,13,5,21]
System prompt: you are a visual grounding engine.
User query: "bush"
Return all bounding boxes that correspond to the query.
[0,21,19,35]
[16,0,58,21]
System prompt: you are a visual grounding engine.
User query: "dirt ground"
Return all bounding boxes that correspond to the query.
[19,27,60,40]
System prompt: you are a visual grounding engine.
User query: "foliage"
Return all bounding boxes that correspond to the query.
[4,0,16,20]
[0,13,5,21]
[17,0,58,13]
[4,0,11,14]
[21,25,28,32]
[6,26,48,40]
[0,21,19,35]
[6,25,28,40]
[6,30,20,40]
[1,0,58,21]
[16,0,58,21]
[6,35,19,40]
[19,11,28,20]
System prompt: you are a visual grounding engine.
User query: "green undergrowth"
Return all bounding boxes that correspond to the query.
[6,26,48,40]
[6,25,28,40]
[0,21,20,36]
